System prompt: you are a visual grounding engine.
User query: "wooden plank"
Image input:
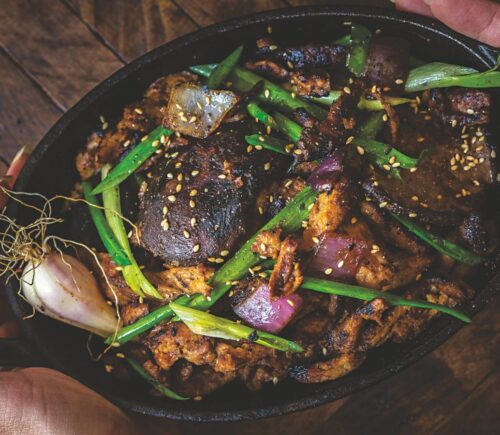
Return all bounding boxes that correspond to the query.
[432,369,500,434]
[0,49,62,162]
[65,0,198,62]
[174,0,288,28]
[0,0,124,110]
[313,297,500,435]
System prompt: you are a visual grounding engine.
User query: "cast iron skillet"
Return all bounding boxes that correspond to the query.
[1,5,499,423]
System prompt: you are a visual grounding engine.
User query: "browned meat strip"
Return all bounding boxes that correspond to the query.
[297,87,360,160]
[170,363,236,397]
[268,235,304,297]
[459,212,499,256]
[122,302,149,326]
[423,88,491,126]
[256,177,307,217]
[95,253,138,305]
[251,228,282,259]
[290,68,331,97]
[145,323,216,371]
[302,176,351,250]
[76,72,197,179]
[272,44,348,69]
[289,352,366,383]
[146,264,214,301]
[244,59,290,81]
[137,122,287,265]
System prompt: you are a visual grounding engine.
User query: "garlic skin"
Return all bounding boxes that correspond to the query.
[22,253,121,337]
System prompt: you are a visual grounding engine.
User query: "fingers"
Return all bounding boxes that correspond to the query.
[0,367,140,435]
[426,0,500,47]
[392,0,433,17]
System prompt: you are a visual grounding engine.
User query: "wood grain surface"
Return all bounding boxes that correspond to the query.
[0,1,498,434]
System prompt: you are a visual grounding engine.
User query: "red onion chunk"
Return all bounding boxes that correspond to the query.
[308,233,368,281]
[308,149,344,193]
[233,281,303,333]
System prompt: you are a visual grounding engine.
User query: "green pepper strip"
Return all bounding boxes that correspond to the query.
[246,102,302,142]
[207,45,244,89]
[245,134,291,155]
[126,357,188,400]
[190,64,328,120]
[81,181,131,267]
[91,126,173,195]
[390,213,483,265]
[105,186,318,345]
[301,277,471,323]
[171,303,303,353]
[346,24,372,77]
[101,165,162,299]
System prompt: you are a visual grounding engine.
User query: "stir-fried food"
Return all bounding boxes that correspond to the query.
[12,24,500,400]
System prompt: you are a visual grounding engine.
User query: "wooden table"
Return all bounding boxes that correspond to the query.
[0,1,498,433]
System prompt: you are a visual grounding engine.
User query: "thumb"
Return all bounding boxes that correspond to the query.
[424,0,500,47]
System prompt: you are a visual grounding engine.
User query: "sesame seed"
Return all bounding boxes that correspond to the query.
[383,164,392,171]
[395,79,404,85]
[134,107,143,114]
[437,194,443,200]
[409,212,417,218]
[410,167,417,172]
[346,136,354,145]
[273,377,279,385]
[285,143,294,153]
[371,85,377,94]
[176,183,182,192]
[491,150,497,158]
[284,179,293,188]
[337,260,344,268]
[322,347,328,356]
[162,206,168,215]
[215,258,224,264]
[417,136,425,143]
[167,195,176,202]
[193,244,200,253]
[371,244,380,253]
[123,140,131,148]
[382,114,389,122]
[177,173,183,181]
[472,180,480,186]
[324,268,333,275]
[466,108,475,115]
[356,146,365,155]
[264,89,270,98]
[175,162,182,168]
[379,201,388,208]
[183,229,191,238]
[161,218,169,231]
[389,156,396,164]
[264,162,271,171]
[343,86,351,94]
[221,250,229,257]
[255,145,263,150]
[312,236,320,244]
[411,195,419,201]
[351,217,357,224]
[102,122,109,130]
[218,174,227,179]
[191,217,197,227]
[191,170,199,176]
[392,162,401,168]
[266,125,272,135]
[167,172,173,179]
[205,95,211,105]
[189,116,197,123]
[451,119,458,127]
[180,115,188,122]
[189,189,197,197]
[291,92,296,99]
[189,200,196,208]
[424,115,431,121]
[451,165,458,171]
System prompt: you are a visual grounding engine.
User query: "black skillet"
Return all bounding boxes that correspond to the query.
[1,5,499,423]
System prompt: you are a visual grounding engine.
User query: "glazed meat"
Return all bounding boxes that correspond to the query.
[137,122,287,265]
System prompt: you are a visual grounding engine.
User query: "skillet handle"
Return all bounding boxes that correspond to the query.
[0,337,45,367]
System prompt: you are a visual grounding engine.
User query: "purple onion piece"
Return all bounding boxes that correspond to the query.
[307,233,369,281]
[233,281,303,333]
[308,149,344,193]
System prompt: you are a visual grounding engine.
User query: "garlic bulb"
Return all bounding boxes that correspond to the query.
[22,253,121,337]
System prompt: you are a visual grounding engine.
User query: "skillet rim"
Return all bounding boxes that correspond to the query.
[4,5,500,422]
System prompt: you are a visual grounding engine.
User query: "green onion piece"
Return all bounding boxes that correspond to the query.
[355,112,384,139]
[301,277,471,323]
[311,92,413,110]
[346,24,372,77]
[207,45,244,89]
[91,126,173,195]
[170,303,303,353]
[272,111,302,143]
[190,64,328,120]
[390,213,483,265]
[334,34,351,46]
[247,101,279,129]
[105,295,190,345]
[126,357,188,400]
[405,62,500,92]
[352,138,419,169]
[106,186,318,345]
[81,181,131,267]
[245,134,291,155]
[101,165,162,299]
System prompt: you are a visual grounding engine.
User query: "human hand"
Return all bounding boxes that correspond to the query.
[391,0,500,47]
